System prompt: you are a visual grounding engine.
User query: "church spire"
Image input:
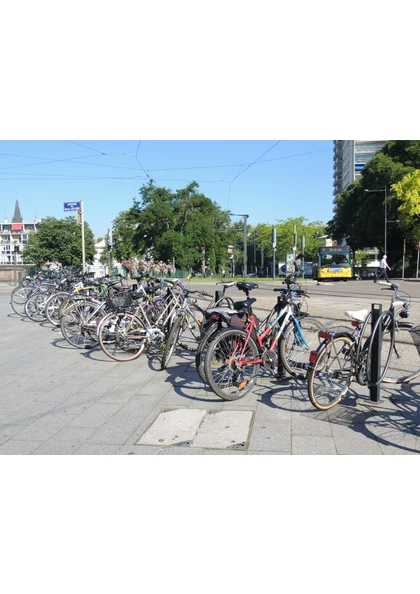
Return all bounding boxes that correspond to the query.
[12,200,23,223]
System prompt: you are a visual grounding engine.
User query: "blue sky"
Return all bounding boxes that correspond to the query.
[0,140,334,238]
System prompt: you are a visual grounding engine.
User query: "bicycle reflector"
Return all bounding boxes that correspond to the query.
[319,330,331,340]
[309,350,319,364]
[351,321,360,327]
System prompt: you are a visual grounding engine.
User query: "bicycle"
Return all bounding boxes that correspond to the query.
[306,282,415,411]
[202,284,323,400]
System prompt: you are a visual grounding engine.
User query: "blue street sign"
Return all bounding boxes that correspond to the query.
[64,202,81,211]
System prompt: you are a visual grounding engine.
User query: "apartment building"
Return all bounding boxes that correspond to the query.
[0,200,40,265]
[333,140,388,197]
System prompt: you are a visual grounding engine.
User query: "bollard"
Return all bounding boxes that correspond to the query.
[276,295,286,379]
[369,303,382,402]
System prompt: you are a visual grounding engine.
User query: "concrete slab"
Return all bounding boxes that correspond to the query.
[137,408,206,446]
[192,410,253,450]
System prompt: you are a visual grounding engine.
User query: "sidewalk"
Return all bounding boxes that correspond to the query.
[1,290,420,455]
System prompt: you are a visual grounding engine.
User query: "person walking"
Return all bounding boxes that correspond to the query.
[374,254,391,282]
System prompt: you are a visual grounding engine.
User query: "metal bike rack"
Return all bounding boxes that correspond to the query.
[369,303,383,402]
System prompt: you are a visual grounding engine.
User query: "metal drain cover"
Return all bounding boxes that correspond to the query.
[192,410,253,450]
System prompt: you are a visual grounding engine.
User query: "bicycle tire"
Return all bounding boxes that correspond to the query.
[98,312,147,361]
[161,315,183,370]
[10,286,33,316]
[45,291,71,326]
[382,322,420,383]
[195,321,220,383]
[307,334,355,411]
[204,327,260,401]
[60,300,104,348]
[364,310,395,386]
[279,317,324,378]
[24,292,48,322]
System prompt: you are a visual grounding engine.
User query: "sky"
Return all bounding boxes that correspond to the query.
[0,139,334,238]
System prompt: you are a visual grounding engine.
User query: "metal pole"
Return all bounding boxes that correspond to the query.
[243,215,248,277]
[402,239,406,280]
[369,303,382,402]
[417,248,419,279]
[253,230,256,273]
[107,228,111,274]
[81,200,86,273]
[384,186,387,256]
[14,246,17,286]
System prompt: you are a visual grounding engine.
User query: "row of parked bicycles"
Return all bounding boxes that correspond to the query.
[10,269,420,411]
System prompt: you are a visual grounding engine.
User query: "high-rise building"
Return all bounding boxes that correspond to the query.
[0,200,41,265]
[333,140,388,197]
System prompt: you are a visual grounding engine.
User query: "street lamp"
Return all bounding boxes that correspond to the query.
[231,214,249,277]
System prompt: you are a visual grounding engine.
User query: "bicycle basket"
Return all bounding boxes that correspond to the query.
[106,291,133,310]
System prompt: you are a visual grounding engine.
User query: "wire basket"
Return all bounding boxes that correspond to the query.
[106,291,133,310]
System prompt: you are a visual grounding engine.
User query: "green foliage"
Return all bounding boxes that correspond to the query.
[22,217,95,266]
[112,181,234,272]
[392,169,420,239]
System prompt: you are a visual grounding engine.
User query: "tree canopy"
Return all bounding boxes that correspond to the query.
[112,181,235,272]
[22,216,95,267]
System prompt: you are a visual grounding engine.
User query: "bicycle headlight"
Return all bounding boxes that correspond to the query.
[399,309,410,319]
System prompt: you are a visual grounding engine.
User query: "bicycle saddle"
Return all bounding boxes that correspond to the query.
[345,309,368,322]
[236,281,259,292]
[216,281,235,288]
[233,297,257,310]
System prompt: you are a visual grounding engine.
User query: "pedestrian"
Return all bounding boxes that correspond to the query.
[374,254,391,283]
[221,267,225,278]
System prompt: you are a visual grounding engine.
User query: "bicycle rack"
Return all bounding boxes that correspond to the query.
[369,303,383,402]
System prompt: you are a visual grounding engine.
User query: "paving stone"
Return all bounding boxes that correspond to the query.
[74,444,121,455]
[331,423,383,455]
[248,420,292,453]
[159,446,204,455]
[32,427,97,455]
[292,413,333,437]
[0,401,58,426]
[137,408,206,446]
[9,413,77,442]
[292,435,337,455]
[69,403,122,428]
[116,444,162,455]
[0,440,41,455]
[0,424,29,446]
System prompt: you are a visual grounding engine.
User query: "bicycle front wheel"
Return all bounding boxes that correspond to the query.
[280,317,323,378]
[60,300,103,348]
[307,335,355,410]
[382,322,420,383]
[98,312,147,361]
[204,328,260,400]
[24,293,48,322]
[11,286,33,316]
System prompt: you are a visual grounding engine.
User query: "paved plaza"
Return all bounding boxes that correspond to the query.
[1,280,420,454]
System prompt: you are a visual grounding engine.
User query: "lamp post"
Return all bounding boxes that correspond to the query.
[231,214,249,277]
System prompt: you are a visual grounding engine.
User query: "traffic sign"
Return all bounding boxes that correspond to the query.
[64,202,81,211]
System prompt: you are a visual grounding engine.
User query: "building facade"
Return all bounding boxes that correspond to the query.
[333,140,388,197]
[0,200,40,265]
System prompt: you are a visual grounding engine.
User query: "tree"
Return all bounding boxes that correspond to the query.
[22,216,95,267]
[112,181,233,272]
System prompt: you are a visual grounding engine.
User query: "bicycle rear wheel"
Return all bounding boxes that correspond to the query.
[382,322,420,383]
[98,312,147,361]
[204,328,260,400]
[280,317,323,378]
[195,322,220,383]
[307,335,355,410]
